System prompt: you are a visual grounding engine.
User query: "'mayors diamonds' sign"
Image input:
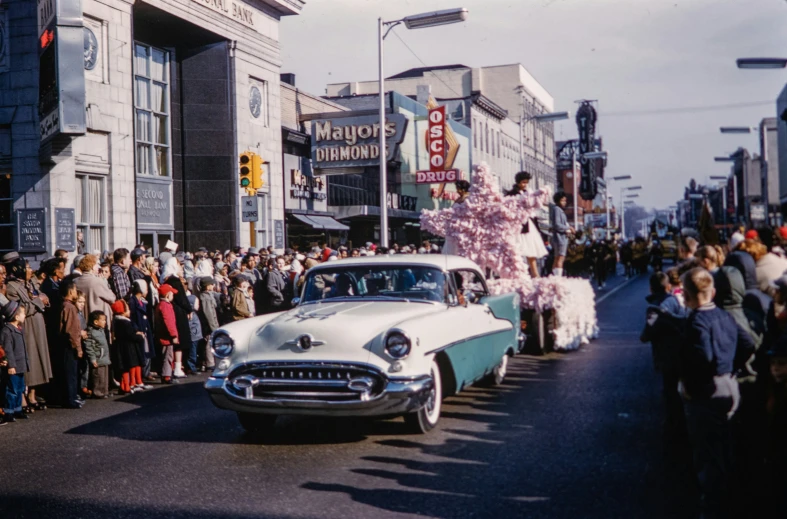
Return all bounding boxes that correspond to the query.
[311,114,407,170]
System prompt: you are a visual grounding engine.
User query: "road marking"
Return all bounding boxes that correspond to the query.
[596,275,641,304]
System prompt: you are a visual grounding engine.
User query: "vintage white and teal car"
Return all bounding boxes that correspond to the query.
[205,255,520,434]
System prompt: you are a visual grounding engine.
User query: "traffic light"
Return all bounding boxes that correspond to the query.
[239,151,253,190]
[251,154,264,190]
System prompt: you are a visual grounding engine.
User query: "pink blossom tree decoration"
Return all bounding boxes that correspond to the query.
[420,162,549,280]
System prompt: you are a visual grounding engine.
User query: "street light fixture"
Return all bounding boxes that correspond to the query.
[530,111,571,123]
[377,7,468,247]
[402,8,469,29]
[720,127,754,134]
[626,194,640,198]
[612,175,632,181]
[736,58,787,69]
[715,156,735,162]
[710,175,728,180]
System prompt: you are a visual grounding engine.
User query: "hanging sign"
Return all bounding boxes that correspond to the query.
[428,106,446,169]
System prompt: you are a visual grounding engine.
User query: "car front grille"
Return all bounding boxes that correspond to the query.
[226,362,386,402]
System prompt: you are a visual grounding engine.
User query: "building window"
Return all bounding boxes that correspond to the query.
[134,43,171,177]
[0,174,12,251]
[473,120,477,149]
[75,174,106,253]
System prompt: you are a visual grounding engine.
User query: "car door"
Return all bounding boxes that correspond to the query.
[443,269,512,388]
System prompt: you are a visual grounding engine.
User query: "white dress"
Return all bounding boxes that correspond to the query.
[513,190,548,259]
[443,196,468,256]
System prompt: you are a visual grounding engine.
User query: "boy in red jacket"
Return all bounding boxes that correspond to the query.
[155,285,179,384]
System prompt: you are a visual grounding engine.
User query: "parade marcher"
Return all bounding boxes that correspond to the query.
[5,257,52,411]
[1,302,29,424]
[505,171,548,278]
[550,191,572,277]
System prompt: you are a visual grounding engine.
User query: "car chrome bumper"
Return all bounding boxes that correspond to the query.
[204,375,434,417]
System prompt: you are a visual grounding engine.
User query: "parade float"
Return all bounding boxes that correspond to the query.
[420,163,598,351]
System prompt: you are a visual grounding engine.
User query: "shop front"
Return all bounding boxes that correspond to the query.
[282,146,348,250]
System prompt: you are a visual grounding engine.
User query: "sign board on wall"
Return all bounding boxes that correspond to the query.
[136,180,172,226]
[311,114,408,170]
[17,209,47,253]
[427,106,446,170]
[416,169,460,184]
[750,203,766,222]
[241,196,258,222]
[54,208,76,251]
[274,220,284,249]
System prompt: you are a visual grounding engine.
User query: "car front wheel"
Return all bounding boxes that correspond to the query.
[237,412,278,434]
[403,360,442,434]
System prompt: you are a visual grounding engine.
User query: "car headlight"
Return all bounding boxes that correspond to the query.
[385,330,411,360]
[211,332,234,359]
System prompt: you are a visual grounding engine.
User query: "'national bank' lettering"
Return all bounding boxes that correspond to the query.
[191,0,255,29]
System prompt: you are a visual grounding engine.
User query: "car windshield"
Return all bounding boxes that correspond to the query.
[300,265,447,304]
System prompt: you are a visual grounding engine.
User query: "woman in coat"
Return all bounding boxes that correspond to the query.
[5,258,52,409]
[162,258,192,377]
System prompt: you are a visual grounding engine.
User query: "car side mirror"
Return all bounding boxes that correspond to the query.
[291,297,301,307]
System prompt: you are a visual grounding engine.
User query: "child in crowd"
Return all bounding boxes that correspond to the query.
[84,310,111,398]
[58,279,84,409]
[641,272,688,446]
[155,285,179,384]
[1,301,29,424]
[111,300,147,394]
[76,291,91,398]
[129,280,154,380]
[198,277,219,371]
[187,294,202,374]
[680,267,756,518]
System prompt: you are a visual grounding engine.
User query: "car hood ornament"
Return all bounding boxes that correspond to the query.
[285,333,326,351]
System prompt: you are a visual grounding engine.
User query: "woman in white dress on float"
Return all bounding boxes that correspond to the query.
[505,171,548,278]
[442,180,471,256]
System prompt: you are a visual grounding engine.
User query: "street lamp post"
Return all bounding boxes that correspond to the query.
[620,186,642,239]
[710,175,728,239]
[377,8,468,248]
[607,175,632,239]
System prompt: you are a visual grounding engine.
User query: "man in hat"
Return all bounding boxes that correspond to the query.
[159,241,177,266]
[127,248,148,285]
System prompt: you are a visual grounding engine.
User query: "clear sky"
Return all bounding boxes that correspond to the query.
[280,0,787,210]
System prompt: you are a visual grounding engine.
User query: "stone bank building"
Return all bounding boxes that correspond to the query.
[0,0,303,257]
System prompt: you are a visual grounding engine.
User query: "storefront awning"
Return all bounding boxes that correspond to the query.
[291,214,350,231]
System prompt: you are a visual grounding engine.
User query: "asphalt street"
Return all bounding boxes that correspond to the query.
[0,273,695,519]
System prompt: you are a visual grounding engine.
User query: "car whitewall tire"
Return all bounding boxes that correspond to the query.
[404,360,442,434]
[491,353,508,385]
